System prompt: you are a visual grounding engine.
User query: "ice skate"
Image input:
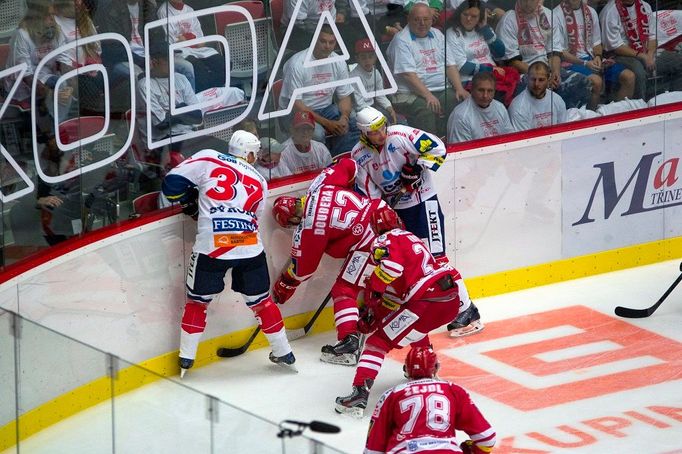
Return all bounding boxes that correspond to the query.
[179,357,194,378]
[447,302,484,337]
[269,351,298,372]
[320,333,360,366]
[335,379,372,418]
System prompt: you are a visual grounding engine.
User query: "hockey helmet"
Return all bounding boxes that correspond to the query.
[356,106,387,135]
[370,204,403,235]
[229,130,261,160]
[273,196,302,227]
[404,346,439,379]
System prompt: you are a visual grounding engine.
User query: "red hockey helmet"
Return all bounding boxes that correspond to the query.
[272,196,302,227]
[405,346,439,379]
[370,204,403,235]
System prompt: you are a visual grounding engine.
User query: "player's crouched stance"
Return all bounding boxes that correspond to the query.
[364,348,496,454]
[335,208,471,417]
[162,131,295,378]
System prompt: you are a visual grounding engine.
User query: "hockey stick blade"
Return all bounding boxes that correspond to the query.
[216,327,261,358]
[614,262,682,318]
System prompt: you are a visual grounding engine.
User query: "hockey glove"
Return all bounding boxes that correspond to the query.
[357,305,377,334]
[180,186,199,220]
[400,163,423,192]
[460,440,487,454]
[272,272,300,304]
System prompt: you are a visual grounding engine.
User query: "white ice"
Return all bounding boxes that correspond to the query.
[5,259,682,453]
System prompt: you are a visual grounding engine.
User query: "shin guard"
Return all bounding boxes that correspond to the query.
[353,338,389,387]
[250,295,291,357]
[180,301,208,360]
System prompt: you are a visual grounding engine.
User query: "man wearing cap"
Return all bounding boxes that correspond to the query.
[279,24,361,156]
[279,112,333,175]
[350,38,399,124]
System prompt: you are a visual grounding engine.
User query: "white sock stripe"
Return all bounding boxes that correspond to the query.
[358,354,384,367]
[357,360,382,372]
[335,314,359,326]
[335,307,359,319]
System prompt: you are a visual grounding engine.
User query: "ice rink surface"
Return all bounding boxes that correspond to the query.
[7,259,682,453]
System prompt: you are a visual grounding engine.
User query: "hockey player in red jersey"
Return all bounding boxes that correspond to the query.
[335,206,473,417]
[364,347,496,454]
[162,130,295,377]
[352,107,483,338]
[271,180,388,365]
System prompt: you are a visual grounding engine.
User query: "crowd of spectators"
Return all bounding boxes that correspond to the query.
[2,0,682,261]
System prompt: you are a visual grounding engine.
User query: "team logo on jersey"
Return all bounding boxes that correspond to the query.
[387,143,397,153]
[212,218,256,232]
[352,224,364,235]
[413,133,436,153]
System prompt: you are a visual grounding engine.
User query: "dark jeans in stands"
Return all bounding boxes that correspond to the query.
[313,104,361,157]
[187,54,226,92]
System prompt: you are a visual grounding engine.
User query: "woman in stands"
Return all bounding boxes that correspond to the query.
[4,1,72,121]
[53,0,105,114]
[445,0,520,106]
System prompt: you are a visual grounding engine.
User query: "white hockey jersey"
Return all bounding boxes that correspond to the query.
[163,149,268,260]
[350,125,446,209]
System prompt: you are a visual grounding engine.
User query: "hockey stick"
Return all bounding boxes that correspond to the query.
[216,293,333,358]
[614,262,682,318]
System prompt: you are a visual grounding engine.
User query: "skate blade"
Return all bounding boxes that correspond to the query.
[272,362,299,373]
[180,368,188,379]
[334,404,365,419]
[449,320,484,338]
[320,352,359,366]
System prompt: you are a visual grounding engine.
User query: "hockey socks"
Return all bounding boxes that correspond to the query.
[249,295,291,358]
[332,296,359,340]
[353,341,388,386]
[180,300,208,360]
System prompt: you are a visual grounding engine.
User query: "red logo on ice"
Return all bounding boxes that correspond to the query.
[423,306,682,410]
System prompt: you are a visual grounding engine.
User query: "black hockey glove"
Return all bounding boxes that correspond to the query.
[180,186,199,220]
[400,163,423,192]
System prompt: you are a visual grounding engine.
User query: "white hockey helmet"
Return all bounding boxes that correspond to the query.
[356,106,387,135]
[229,130,261,160]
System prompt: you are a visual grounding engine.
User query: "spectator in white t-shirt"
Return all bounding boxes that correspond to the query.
[279,24,360,156]
[508,61,567,131]
[447,72,513,142]
[496,0,591,108]
[387,2,455,137]
[279,112,333,175]
[350,38,398,124]
[157,0,226,92]
[553,0,635,108]
[599,0,682,100]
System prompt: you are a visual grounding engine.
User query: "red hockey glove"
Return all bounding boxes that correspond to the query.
[272,272,300,304]
[400,163,423,192]
[357,305,377,334]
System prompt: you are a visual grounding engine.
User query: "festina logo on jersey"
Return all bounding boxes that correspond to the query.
[573,152,681,225]
[212,218,256,232]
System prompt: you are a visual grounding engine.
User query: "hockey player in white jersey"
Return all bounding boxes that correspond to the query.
[162,131,295,377]
[351,107,483,337]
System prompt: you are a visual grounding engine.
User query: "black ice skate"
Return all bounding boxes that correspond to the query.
[320,333,360,366]
[447,302,484,337]
[269,351,297,372]
[179,357,194,378]
[335,379,373,418]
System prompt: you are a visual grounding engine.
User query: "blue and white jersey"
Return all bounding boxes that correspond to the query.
[350,125,446,209]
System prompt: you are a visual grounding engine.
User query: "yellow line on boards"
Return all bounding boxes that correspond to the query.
[1,236,680,450]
